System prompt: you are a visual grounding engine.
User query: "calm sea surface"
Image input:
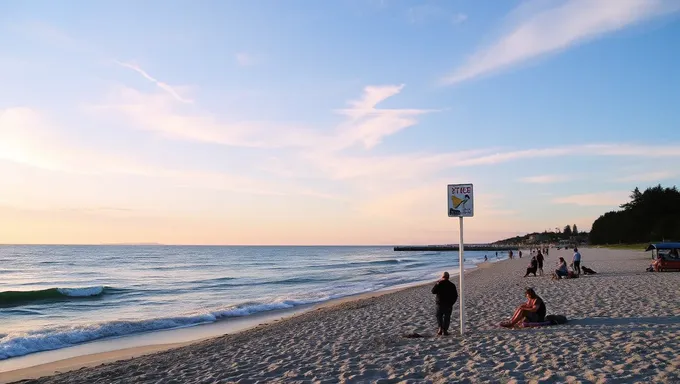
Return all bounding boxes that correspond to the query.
[0,245,500,359]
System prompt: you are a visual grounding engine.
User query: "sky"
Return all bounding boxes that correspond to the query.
[1,0,679,245]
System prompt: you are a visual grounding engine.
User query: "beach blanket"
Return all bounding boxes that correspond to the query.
[520,315,568,328]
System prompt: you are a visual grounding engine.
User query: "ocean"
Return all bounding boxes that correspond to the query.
[0,245,502,360]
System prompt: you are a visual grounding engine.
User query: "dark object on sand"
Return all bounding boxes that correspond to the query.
[545,314,568,325]
[520,315,568,328]
[403,332,424,338]
[581,265,597,275]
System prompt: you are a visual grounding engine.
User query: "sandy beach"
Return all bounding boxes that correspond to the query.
[5,247,680,383]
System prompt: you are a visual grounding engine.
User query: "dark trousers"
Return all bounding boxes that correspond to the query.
[573,261,581,276]
[436,305,453,331]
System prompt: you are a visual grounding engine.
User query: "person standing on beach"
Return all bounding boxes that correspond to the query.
[536,251,544,275]
[431,272,458,336]
[573,248,582,276]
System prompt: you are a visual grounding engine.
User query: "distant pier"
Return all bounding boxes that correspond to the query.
[394,245,518,252]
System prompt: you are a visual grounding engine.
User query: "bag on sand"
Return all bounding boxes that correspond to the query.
[545,315,568,325]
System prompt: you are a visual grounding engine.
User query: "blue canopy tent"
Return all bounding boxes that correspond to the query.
[645,242,680,252]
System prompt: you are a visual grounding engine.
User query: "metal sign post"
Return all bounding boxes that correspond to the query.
[447,183,474,336]
[458,216,465,335]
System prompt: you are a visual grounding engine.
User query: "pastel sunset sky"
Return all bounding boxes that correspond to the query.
[1,0,679,245]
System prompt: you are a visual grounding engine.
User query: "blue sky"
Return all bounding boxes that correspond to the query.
[1,0,679,244]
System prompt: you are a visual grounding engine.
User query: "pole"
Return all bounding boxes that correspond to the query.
[459,216,465,335]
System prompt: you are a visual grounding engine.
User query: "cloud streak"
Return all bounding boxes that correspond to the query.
[552,191,630,207]
[443,0,680,84]
[406,5,467,25]
[613,170,678,183]
[456,143,680,167]
[97,83,432,151]
[235,52,256,66]
[0,107,337,200]
[520,174,572,184]
[116,61,193,103]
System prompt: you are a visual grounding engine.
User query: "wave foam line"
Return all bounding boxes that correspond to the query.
[0,296,331,360]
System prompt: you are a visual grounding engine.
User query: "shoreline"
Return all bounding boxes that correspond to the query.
[0,260,501,383]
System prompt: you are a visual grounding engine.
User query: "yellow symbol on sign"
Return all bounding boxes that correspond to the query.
[451,194,470,208]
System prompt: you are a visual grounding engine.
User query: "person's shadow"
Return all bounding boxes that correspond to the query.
[483,316,680,334]
[569,315,680,328]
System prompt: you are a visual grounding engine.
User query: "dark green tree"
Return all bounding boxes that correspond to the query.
[572,224,578,235]
[563,225,572,237]
[589,185,680,244]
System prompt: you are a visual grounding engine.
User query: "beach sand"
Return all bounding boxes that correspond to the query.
[6,248,680,383]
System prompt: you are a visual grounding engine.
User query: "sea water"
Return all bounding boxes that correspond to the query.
[0,245,502,359]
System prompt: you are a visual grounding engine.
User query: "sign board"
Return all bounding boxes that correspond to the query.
[447,184,474,217]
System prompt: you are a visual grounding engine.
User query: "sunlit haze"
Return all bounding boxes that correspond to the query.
[1,0,679,245]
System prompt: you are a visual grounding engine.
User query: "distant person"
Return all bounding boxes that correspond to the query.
[573,248,582,276]
[524,256,538,277]
[554,257,568,279]
[536,251,545,275]
[495,251,498,258]
[519,250,523,258]
[509,250,513,260]
[500,288,546,328]
[484,255,488,262]
[431,272,458,336]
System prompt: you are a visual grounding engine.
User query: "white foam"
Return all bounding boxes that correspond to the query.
[0,314,216,360]
[57,286,105,297]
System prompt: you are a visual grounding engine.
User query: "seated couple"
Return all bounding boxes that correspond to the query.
[500,287,546,328]
[553,257,578,279]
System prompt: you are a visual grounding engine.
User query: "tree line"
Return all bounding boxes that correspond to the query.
[589,185,680,245]
[494,224,585,245]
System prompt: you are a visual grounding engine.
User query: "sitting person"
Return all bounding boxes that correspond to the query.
[524,256,538,277]
[554,257,568,279]
[500,288,546,328]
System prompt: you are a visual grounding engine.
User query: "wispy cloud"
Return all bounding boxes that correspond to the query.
[552,191,630,207]
[96,83,432,151]
[116,61,193,103]
[452,13,468,24]
[613,170,677,183]
[235,52,256,66]
[407,5,467,25]
[520,174,573,184]
[456,143,680,167]
[0,107,337,200]
[443,0,680,84]
[333,84,434,149]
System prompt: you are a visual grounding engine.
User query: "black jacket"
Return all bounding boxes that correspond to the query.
[431,279,458,307]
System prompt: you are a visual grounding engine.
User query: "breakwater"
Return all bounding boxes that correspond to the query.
[394,245,518,252]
